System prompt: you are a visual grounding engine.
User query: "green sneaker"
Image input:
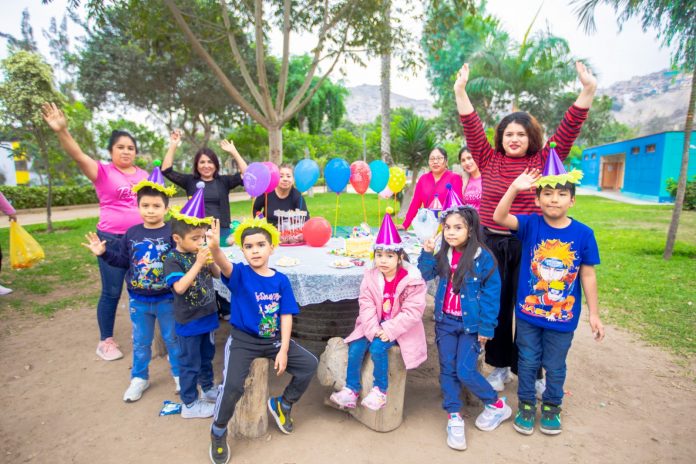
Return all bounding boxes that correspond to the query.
[268,396,294,434]
[209,429,230,464]
[540,403,562,435]
[513,402,536,435]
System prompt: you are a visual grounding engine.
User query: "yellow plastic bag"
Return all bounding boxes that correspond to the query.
[9,221,45,269]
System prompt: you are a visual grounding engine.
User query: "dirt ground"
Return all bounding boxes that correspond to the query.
[1,296,695,464]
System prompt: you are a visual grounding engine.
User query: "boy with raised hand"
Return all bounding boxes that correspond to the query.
[206,217,318,464]
[493,145,604,436]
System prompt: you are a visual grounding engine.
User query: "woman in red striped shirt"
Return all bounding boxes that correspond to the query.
[453,61,597,391]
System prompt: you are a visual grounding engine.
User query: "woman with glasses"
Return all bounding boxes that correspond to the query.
[400,147,463,230]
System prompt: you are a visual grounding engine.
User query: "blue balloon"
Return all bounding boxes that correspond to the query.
[369,160,389,193]
[294,159,320,193]
[324,158,351,194]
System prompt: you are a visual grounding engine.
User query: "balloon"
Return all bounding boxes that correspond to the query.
[242,162,271,197]
[379,186,393,199]
[303,217,332,247]
[324,158,351,194]
[349,161,371,195]
[369,160,389,193]
[387,166,406,194]
[263,162,280,194]
[294,159,320,193]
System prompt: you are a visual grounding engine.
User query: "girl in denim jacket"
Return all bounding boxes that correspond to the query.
[418,206,511,451]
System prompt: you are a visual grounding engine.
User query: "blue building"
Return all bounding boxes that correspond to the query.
[580,131,696,203]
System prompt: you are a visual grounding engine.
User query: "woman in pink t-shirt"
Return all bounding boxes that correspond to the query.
[42,103,148,361]
[459,146,482,211]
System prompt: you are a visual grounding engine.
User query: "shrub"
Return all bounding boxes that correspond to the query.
[0,185,99,209]
[666,176,696,210]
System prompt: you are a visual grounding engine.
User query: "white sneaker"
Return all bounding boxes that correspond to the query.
[182,399,215,419]
[446,413,467,450]
[174,376,180,394]
[475,397,512,431]
[0,284,13,295]
[123,377,150,403]
[535,378,546,400]
[202,386,219,403]
[486,367,512,392]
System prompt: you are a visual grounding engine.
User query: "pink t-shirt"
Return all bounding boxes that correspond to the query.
[381,267,408,321]
[93,162,148,234]
[462,176,482,212]
[443,251,463,317]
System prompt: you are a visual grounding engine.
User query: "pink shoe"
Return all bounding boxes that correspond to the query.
[96,338,124,361]
[361,387,387,411]
[330,387,358,409]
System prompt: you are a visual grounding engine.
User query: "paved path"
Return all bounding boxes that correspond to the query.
[576,186,669,205]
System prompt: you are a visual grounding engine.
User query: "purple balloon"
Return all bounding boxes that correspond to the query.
[243,162,271,197]
[263,162,280,194]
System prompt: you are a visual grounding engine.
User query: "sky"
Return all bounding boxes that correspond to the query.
[0,0,676,102]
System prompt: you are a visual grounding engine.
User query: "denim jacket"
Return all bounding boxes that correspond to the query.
[417,247,501,338]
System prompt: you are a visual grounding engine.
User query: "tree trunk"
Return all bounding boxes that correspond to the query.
[398,164,420,219]
[35,130,53,233]
[663,68,695,260]
[380,1,393,166]
[268,125,283,164]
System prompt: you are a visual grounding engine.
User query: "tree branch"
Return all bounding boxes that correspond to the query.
[254,0,275,122]
[275,0,292,113]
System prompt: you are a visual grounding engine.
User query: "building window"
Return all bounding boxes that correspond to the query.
[631,146,640,155]
[591,153,596,159]
[584,154,589,160]
[646,144,656,153]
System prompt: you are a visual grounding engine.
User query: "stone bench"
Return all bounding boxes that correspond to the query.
[318,337,407,432]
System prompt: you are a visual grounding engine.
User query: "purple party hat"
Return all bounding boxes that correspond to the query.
[132,160,177,196]
[170,181,212,225]
[373,208,402,251]
[537,142,583,188]
[429,193,443,214]
[441,183,464,212]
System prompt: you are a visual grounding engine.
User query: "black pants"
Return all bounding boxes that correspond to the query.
[483,231,522,373]
[213,328,318,429]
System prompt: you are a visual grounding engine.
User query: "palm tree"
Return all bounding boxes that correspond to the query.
[571,0,695,260]
[394,112,437,214]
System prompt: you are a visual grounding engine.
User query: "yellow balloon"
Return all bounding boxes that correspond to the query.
[387,167,406,194]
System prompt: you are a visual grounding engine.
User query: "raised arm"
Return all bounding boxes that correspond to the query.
[162,130,181,172]
[206,219,233,278]
[41,102,98,182]
[493,168,541,231]
[453,63,494,170]
[220,139,248,174]
[453,63,474,115]
[573,61,597,110]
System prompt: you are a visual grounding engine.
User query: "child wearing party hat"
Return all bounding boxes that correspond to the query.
[417,187,510,451]
[330,208,427,412]
[83,160,181,403]
[493,142,605,436]
[163,181,222,419]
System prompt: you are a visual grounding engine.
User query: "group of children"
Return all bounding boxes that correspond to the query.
[83,141,604,462]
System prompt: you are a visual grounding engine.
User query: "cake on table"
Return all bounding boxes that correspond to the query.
[344,223,373,258]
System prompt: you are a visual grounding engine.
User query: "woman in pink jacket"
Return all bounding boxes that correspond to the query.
[330,212,427,411]
[0,192,18,295]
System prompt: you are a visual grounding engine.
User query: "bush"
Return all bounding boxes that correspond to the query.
[0,185,98,209]
[666,176,696,210]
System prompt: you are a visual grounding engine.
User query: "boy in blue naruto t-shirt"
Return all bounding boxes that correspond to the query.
[494,167,605,437]
[206,218,318,464]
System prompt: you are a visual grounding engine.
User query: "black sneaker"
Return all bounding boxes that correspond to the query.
[209,430,230,464]
[267,396,294,434]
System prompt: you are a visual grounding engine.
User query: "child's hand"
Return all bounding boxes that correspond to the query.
[195,245,212,267]
[423,235,437,253]
[589,313,605,341]
[478,335,490,349]
[206,218,221,250]
[81,232,106,256]
[169,129,181,147]
[375,330,390,343]
[274,349,288,376]
[219,139,238,155]
[512,168,541,192]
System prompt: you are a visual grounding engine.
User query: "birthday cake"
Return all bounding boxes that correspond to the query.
[344,223,373,258]
[275,209,307,245]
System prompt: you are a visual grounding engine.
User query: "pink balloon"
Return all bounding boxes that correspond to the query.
[379,186,393,199]
[349,161,371,195]
[263,162,280,194]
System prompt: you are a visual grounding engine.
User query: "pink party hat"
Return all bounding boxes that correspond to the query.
[131,160,177,196]
[170,181,212,225]
[537,142,583,188]
[373,209,402,251]
[441,183,464,213]
[429,193,443,213]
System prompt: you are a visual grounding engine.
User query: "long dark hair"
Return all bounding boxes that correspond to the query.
[436,207,496,293]
[107,130,138,154]
[192,147,220,179]
[494,112,543,156]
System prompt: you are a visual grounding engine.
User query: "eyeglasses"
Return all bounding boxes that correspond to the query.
[429,157,445,162]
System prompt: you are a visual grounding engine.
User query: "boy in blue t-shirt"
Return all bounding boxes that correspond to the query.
[163,218,221,419]
[83,185,180,403]
[206,218,318,464]
[494,167,605,437]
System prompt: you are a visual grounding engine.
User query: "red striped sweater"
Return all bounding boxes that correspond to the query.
[459,105,589,230]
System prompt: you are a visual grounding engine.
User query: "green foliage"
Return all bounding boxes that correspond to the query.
[0,185,98,209]
[94,119,165,160]
[394,113,437,172]
[666,176,696,210]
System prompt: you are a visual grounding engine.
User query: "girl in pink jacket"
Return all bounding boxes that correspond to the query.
[330,212,427,411]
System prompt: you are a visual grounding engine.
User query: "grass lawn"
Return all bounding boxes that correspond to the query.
[1,193,694,356]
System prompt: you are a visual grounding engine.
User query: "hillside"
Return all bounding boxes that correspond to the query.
[345,84,438,124]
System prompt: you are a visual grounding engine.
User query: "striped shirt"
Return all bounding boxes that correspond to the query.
[459,105,588,230]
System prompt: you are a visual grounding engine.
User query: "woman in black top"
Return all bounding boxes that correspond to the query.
[253,163,310,227]
[162,131,247,244]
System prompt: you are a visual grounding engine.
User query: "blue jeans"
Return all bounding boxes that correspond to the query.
[435,315,498,413]
[129,298,180,380]
[178,331,216,405]
[96,230,127,340]
[516,318,574,406]
[345,337,395,393]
